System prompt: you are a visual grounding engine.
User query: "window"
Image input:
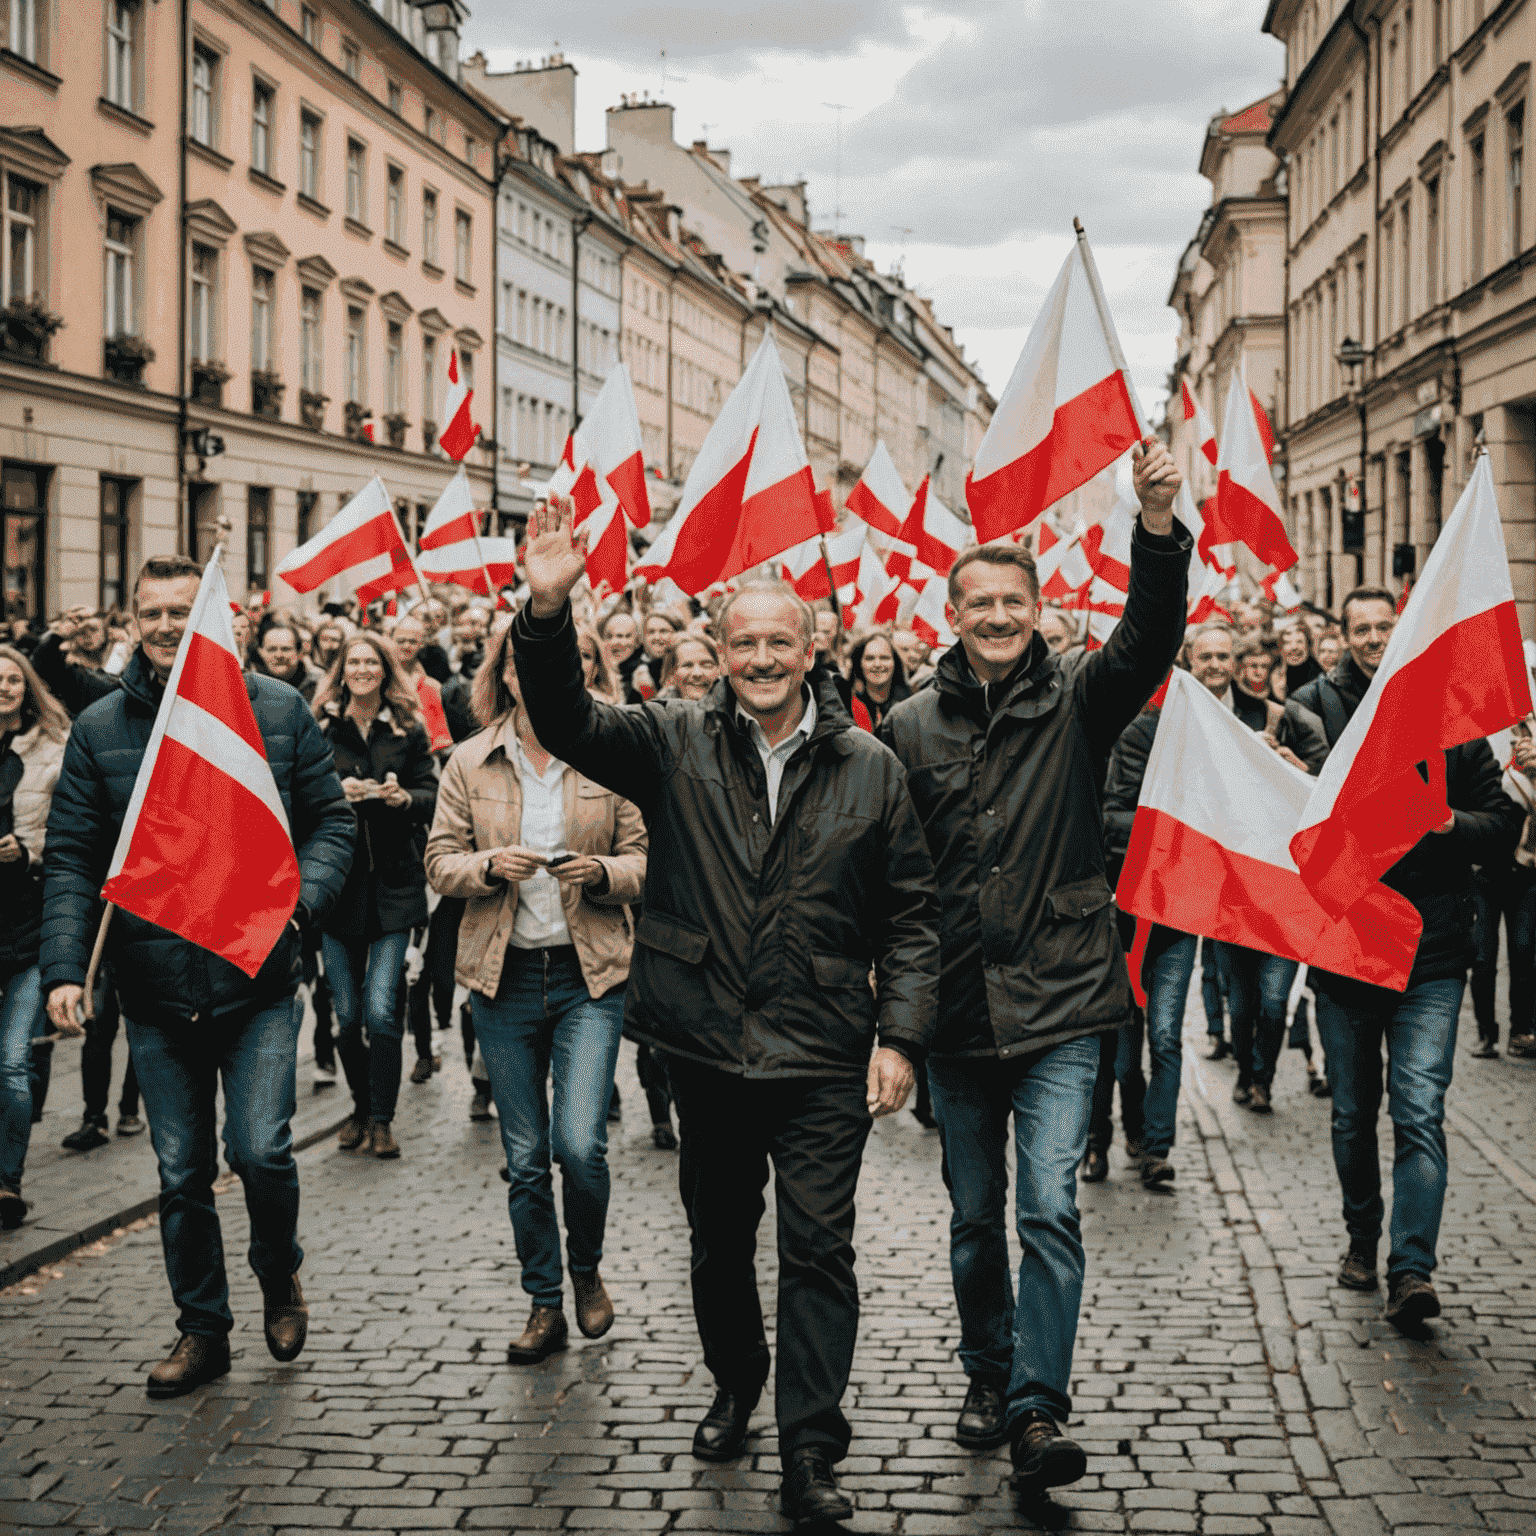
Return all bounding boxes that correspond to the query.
[421,334,435,422]
[189,243,216,363]
[1329,116,1339,197]
[251,266,274,371]
[251,80,274,176]
[1385,28,1397,121]
[296,490,316,547]
[1510,103,1525,258]
[345,305,363,403]
[191,46,218,147]
[386,164,403,243]
[1343,92,1354,169]
[386,321,402,411]
[498,279,511,333]
[388,79,402,114]
[1399,200,1411,326]
[382,0,400,27]
[464,135,476,168]
[1382,211,1395,330]
[1471,134,1487,277]
[516,202,527,240]
[300,5,317,45]
[3,461,48,622]
[299,111,320,200]
[1426,175,1440,305]
[515,289,526,343]
[300,287,322,390]
[104,209,136,335]
[1403,7,1413,105]
[247,487,270,590]
[422,188,438,263]
[455,209,471,282]
[459,350,472,392]
[556,306,566,361]
[1431,0,1443,66]
[9,0,37,62]
[4,173,41,305]
[346,138,365,222]
[100,476,133,610]
[106,0,136,110]
[424,105,438,141]
[341,39,359,80]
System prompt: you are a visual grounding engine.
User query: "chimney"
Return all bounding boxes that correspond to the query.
[466,53,577,155]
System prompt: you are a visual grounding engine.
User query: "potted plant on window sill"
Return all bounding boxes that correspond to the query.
[299,389,329,430]
[251,369,285,418]
[344,401,372,441]
[104,332,156,385]
[191,360,232,407]
[383,412,410,450]
[3,297,65,362]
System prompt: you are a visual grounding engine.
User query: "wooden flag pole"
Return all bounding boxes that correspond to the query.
[1072,215,1148,439]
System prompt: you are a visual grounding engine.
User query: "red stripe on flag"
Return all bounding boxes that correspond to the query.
[846,478,904,539]
[179,633,265,757]
[416,678,451,753]
[1126,914,1151,1009]
[355,544,418,605]
[280,512,403,591]
[638,438,755,592]
[419,513,478,551]
[607,449,652,528]
[722,463,821,583]
[1205,474,1298,572]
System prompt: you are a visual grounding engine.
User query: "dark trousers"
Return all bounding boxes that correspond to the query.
[80,975,139,1122]
[303,933,335,1071]
[1088,1009,1145,1155]
[1471,863,1536,1044]
[410,897,466,1061]
[667,1056,872,1468]
[635,1040,673,1126]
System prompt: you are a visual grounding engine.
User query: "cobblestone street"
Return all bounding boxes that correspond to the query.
[2,992,1533,1536]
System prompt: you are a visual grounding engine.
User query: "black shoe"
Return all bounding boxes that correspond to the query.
[1247,1084,1273,1114]
[1080,1149,1108,1183]
[780,1447,853,1524]
[955,1378,1009,1449]
[651,1122,678,1151]
[1124,1139,1144,1162]
[62,1116,109,1152]
[1469,1038,1500,1059]
[692,1386,758,1462]
[1208,1037,1232,1061]
[1337,1244,1378,1292]
[1385,1272,1441,1329]
[1010,1411,1087,1489]
[1140,1155,1175,1188]
[0,1189,27,1229]
[409,1056,434,1084]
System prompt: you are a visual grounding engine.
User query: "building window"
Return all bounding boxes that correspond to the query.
[2,461,48,622]
[1425,175,1440,305]
[100,476,133,610]
[516,202,526,240]
[1510,103,1525,258]
[515,289,526,344]
[1431,0,1443,65]
[251,265,274,371]
[346,138,365,222]
[189,243,216,363]
[455,209,471,282]
[341,39,359,79]
[386,164,403,243]
[1399,200,1411,327]
[382,0,400,27]
[388,79,402,114]
[464,135,476,167]
[4,173,41,305]
[459,350,472,392]
[424,105,438,141]
[422,188,438,264]
[296,489,316,546]
[106,0,136,111]
[299,111,321,200]
[386,321,402,411]
[9,0,37,62]
[300,4,317,43]
[300,286,322,390]
[345,305,363,403]
[498,279,510,333]
[247,487,270,590]
[104,209,137,335]
[191,46,218,147]
[251,80,274,176]
[421,334,435,422]
[1471,134,1486,277]
[1382,212,1394,330]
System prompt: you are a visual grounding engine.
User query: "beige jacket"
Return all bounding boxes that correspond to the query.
[424,714,647,1000]
[12,723,66,866]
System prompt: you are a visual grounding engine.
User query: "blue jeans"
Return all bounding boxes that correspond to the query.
[1312,978,1464,1281]
[927,1035,1100,1427]
[126,995,305,1336]
[1224,945,1301,1089]
[1199,938,1228,1037]
[1142,934,1196,1156]
[324,931,411,1124]
[472,947,625,1307]
[0,966,45,1195]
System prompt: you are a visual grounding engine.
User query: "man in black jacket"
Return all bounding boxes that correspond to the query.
[512,499,939,1526]
[41,555,355,1398]
[880,440,1190,1492]
[1279,586,1521,1327]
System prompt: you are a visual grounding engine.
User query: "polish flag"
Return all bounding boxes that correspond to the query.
[634,333,820,592]
[1205,369,1298,572]
[1260,567,1303,611]
[1117,669,1421,991]
[102,556,301,977]
[419,465,482,551]
[1036,520,1094,602]
[965,232,1143,543]
[1290,454,1534,915]
[889,476,971,583]
[848,542,901,631]
[909,573,957,651]
[1175,484,1236,624]
[846,441,910,549]
[416,675,452,753]
[438,349,477,461]
[549,363,652,529]
[275,478,418,606]
[785,523,865,601]
[417,533,520,596]
[1181,379,1218,465]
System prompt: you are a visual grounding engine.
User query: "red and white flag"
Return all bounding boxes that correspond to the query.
[1176,484,1236,624]
[438,349,477,461]
[1260,567,1303,611]
[275,478,417,606]
[1181,379,1218,466]
[784,522,865,601]
[1205,369,1297,572]
[1117,669,1421,991]
[888,476,970,583]
[909,573,957,651]
[550,363,653,529]
[102,556,301,977]
[1036,519,1094,602]
[965,232,1143,543]
[635,334,819,592]
[416,467,518,596]
[845,441,910,550]
[1290,454,1534,915]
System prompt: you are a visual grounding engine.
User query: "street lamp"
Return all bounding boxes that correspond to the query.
[1335,337,1368,562]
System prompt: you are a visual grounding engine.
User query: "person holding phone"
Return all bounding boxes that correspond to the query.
[424,619,646,1364]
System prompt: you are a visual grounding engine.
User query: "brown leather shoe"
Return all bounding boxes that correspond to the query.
[147,1333,231,1399]
[571,1270,615,1339]
[337,1114,368,1151]
[369,1120,400,1159]
[506,1305,568,1363]
[262,1274,308,1362]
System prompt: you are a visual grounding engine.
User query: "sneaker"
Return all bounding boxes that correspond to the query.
[61,1116,110,1152]
[1337,1244,1378,1291]
[1009,1411,1087,1489]
[469,1091,494,1122]
[116,1115,145,1137]
[1140,1155,1175,1188]
[409,1057,434,1084]
[1208,1036,1232,1061]
[1384,1272,1441,1328]
[1247,1084,1273,1114]
[1080,1149,1108,1183]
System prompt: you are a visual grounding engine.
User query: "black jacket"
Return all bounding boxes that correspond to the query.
[40,648,355,1025]
[0,738,39,977]
[1283,654,1522,997]
[318,706,437,940]
[441,673,478,744]
[879,516,1193,1059]
[29,632,121,718]
[419,642,452,684]
[512,603,940,1079]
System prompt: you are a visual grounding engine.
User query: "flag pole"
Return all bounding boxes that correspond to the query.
[1072,216,1148,439]
[391,497,436,613]
[819,536,841,625]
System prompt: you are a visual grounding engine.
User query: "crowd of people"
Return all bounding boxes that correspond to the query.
[0,433,1527,1523]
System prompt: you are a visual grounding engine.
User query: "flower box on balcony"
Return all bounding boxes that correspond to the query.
[252,369,286,419]
[104,331,155,385]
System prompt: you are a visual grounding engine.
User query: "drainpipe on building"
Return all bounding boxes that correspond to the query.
[665,269,677,481]
[571,213,591,429]
[490,126,508,517]
[176,0,189,554]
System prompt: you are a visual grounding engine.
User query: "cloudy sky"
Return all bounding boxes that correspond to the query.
[464,2,1286,417]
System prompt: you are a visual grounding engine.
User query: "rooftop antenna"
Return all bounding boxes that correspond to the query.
[659,46,668,100]
[890,224,914,279]
[823,101,849,238]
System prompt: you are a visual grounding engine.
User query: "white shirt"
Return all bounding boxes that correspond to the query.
[737,686,817,823]
[509,735,572,949]
[1215,684,1236,713]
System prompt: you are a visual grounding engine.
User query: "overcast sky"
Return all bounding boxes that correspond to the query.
[464,2,1286,418]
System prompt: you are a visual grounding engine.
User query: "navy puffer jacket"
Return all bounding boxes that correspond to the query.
[40,648,355,1025]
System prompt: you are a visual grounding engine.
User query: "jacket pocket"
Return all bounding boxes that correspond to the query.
[1045,877,1115,922]
[1029,876,1119,1002]
[811,952,872,989]
[636,910,709,965]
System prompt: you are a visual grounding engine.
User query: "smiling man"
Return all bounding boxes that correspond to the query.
[879,438,1191,1494]
[510,497,939,1528]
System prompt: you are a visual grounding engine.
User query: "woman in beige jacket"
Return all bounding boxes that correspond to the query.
[425,619,646,1366]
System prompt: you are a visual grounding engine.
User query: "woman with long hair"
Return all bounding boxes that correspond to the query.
[577,623,622,706]
[657,634,721,701]
[0,645,70,1228]
[313,634,438,1161]
[849,631,911,732]
[426,619,647,1362]
[1275,618,1323,699]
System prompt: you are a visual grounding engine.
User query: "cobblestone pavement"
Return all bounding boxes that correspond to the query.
[1,988,1532,1535]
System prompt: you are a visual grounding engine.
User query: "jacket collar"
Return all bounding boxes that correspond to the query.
[121,647,166,711]
[1328,653,1373,710]
[706,666,855,756]
[935,632,1059,722]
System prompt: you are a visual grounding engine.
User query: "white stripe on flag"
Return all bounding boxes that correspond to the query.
[164,696,292,837]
